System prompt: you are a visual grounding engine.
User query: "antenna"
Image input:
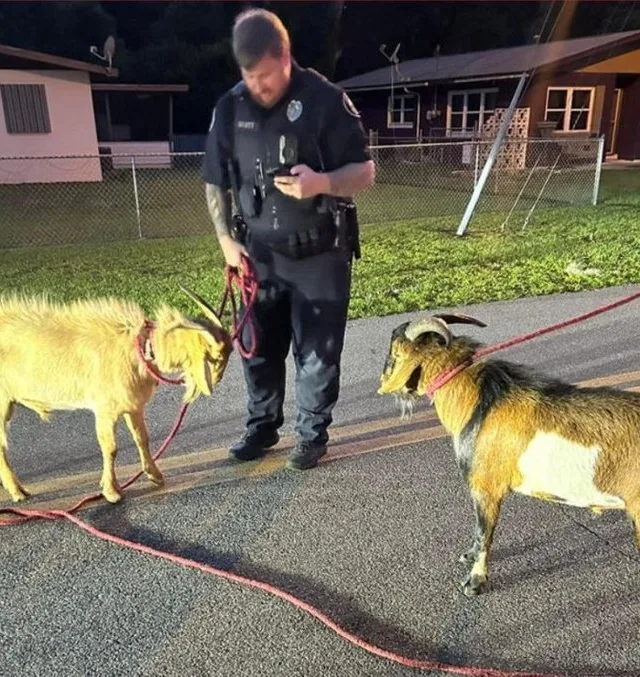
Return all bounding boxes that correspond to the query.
[380,42,409,136]
[90,35,116,72]
[379,42,402,70]
[379,41,407,82]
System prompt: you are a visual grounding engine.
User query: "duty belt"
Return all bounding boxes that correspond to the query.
[249,222,338,260]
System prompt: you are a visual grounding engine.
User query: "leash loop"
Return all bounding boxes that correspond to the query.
[218,255,259,359]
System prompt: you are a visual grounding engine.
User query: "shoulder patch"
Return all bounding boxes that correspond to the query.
[342,92,360,118]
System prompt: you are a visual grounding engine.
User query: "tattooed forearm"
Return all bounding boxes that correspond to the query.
[205,183,233,240]
[324,160,375,198]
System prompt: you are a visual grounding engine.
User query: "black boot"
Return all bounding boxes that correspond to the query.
[285,441,327,471]
[229,429,279,462]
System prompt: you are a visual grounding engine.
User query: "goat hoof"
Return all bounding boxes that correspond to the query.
[102,487,123,504]
[145,467,164,486]
[461,575,490,597]
[459,550,478,564]
[10,486,31,502]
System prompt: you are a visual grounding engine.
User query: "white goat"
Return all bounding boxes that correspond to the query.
[0,287,232,504]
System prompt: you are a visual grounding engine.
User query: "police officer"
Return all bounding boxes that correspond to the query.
[202,8,375,471]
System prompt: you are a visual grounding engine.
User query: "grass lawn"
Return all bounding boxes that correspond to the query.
[0,167,638,321]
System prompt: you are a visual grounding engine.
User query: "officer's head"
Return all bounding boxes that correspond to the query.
[232,8,291,109]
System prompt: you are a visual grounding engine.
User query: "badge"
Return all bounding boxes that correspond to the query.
[287,99,303,122]
[342,92,360,118]
[208,107,216,131]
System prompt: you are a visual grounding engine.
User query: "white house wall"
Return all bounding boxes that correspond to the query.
[0,69,102,184]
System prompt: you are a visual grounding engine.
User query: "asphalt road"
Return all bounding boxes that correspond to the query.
[2,284,640,677]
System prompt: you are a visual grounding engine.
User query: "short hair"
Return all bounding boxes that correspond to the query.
[232,8,290,69]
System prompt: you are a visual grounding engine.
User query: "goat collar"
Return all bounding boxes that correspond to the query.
[136,320,184,386]
[425,357,474,401]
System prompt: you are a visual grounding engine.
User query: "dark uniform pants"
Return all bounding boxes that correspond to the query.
[238,237,352,445]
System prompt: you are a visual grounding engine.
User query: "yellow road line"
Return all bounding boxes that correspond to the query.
[3,368,640,517]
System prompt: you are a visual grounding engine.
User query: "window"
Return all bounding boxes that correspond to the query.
[387,93,417,128]
[1,84,51,134]
[447,89,498,136]
[545,87,593,132]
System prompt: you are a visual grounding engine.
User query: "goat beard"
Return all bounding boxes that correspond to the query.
[394,391,419,420]
[182,372,211,403]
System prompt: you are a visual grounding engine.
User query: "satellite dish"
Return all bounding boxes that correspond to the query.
[90,35,116,72]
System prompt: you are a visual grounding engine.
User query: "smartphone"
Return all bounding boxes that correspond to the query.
[268,166,293,177]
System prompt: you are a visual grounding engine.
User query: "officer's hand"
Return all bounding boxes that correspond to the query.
[219,234,249,269]
[274,164,329,200]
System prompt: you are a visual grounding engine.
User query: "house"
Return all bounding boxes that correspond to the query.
[0,43,188,183]
[337,29,640,161]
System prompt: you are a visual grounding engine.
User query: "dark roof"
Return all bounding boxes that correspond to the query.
[0,43,118,78]
[337,29,640,91]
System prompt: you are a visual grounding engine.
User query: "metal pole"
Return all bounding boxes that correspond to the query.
[474,142,480,187]
[169,94,174,152]
[592,135,605,206]
[131,156,142,239]
[105,92,113,141]
[456,72,528,236]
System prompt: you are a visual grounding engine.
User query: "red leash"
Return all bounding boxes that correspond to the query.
[0,501,566,677]
[218,255,259,359]
[427,288,640,399]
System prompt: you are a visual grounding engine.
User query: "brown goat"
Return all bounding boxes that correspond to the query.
[0,287,232,504]
[378,314,640,596]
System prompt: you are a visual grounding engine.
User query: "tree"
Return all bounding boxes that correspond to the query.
[0,1,116,59]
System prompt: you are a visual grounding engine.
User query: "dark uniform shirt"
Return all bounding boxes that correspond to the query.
[202,61,371,244]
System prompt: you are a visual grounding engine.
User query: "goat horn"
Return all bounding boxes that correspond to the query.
[404,317,451,346]
[433,313,487,328]
[178,284,223,329]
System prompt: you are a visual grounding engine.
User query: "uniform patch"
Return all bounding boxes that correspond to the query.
[286,99,303,122]
[208,107,216,132]
[237,120,256,130]
[342,92,360,118]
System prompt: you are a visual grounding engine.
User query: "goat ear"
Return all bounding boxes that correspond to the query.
[195,358,214,397]
[433,313,487,328]
[184,340,213,398]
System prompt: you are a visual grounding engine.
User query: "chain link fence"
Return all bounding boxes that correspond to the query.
[0,137,603,249]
